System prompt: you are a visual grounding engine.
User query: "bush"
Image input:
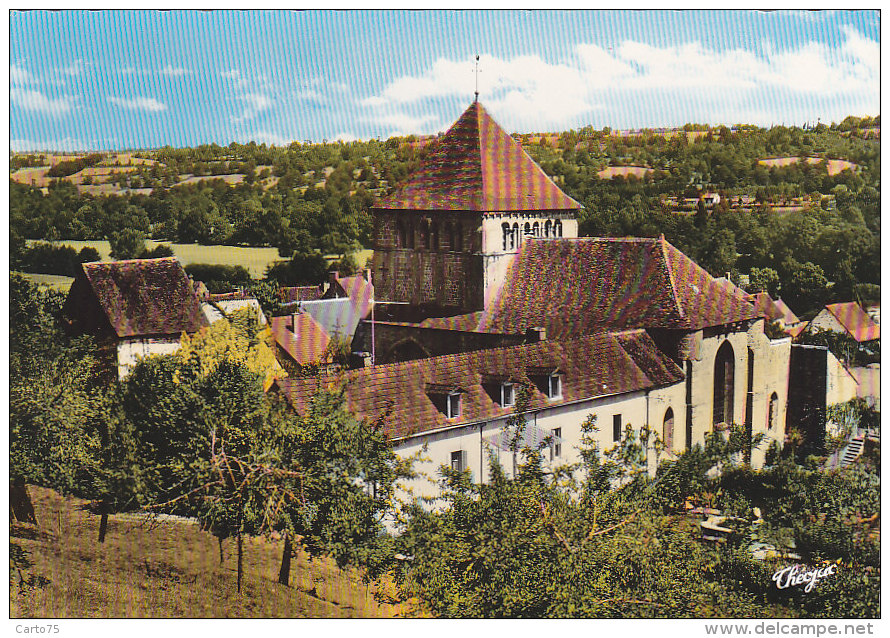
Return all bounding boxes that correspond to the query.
[17,242,99,277]
[184,263,252,293]
[142,244,174,259]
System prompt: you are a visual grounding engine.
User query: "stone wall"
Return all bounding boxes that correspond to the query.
[353,321,524,364]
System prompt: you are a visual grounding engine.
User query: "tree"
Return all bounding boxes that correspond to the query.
[748,267,780,296]
[9,275,120,538]
[109,228,146,260]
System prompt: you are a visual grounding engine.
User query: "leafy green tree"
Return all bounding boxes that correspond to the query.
[109,228,146,260]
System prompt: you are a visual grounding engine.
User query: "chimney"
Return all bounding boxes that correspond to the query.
[328,270,339,284]
[350,351,373,368]
[525,326,547,343]
[362,267,372,283]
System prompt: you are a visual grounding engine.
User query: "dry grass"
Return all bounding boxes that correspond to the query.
[11,487,414,619]
[757,156,857,176]
[597,166,653,180]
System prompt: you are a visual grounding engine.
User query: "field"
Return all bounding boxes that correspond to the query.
[597,166,654,180]
[757,156,857,176]
[33,240,284,278]
[10,486,414,618]
[23,241,375,282]
[16,272,76,291]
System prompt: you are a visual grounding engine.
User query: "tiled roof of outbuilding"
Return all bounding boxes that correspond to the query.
[375,101,580,212]
[274,330,684,439]
[824,302,880,342]
[478,237,759,337]
[270,312,332,365]
[78,257,208,338]
[746,292,801,325]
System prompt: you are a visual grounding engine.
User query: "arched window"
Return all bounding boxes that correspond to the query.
[544,220,552,238]
[554,219,563,237]
[533,221,539,237]
[512,223,519,249]
[431,222,439,250]
[524,222,531,236]
[406,222,415,248]
[713,341,735,428]
[663,407,675,451]
[453,223,462,251]
[421,222,431,249]
[502,222,510,251]
[768,392,779,430]
[397,220,407,248]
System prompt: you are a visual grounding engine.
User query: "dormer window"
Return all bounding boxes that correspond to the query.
[528,366,564,399]
[427,383,465,419]
[500,382,515,408]
[447,392,462,418]
[481,375,518,408]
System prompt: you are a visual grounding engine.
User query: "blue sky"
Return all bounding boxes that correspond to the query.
[9,9,880,151]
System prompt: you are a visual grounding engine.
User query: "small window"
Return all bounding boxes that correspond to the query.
[768,392,779,430]
[447,392,462,418]
[453,224,462,251]
[529,370,563,399]
[555,219,563,237]
[612,414,622,442]
[501,382,515,407]
[431,222,439,250]
[550,427,562,460]
[451,450,468,472]
[548,374,562,399]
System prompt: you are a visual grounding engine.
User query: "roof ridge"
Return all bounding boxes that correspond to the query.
[658,237,686,322]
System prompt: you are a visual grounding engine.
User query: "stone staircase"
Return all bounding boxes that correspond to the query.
[840,436,865,467]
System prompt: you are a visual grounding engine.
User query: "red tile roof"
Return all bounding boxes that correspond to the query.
[270,312,332,365]
[746,293,801,325]
[76,257,208,338]
[472,237,758,337]
[280,285,324,303]
[375,102,580,212]
[274,330,683,440]
[824,303,880,342]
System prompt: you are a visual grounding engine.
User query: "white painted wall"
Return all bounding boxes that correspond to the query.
[808,309,847,335]
[116,337,182,379]
[391,385,686,504]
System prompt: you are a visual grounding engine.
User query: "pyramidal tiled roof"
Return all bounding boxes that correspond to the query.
[375,101,580,212]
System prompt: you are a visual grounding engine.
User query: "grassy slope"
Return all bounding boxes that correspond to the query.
[10,487,413,619]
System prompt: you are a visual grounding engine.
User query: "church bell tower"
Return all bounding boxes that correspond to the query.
[371,101,580,313]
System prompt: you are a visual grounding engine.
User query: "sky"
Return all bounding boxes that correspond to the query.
[8,9,881,151]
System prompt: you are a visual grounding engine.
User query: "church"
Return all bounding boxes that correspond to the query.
[276,101,792,499]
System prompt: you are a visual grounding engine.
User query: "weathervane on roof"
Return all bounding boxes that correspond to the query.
[473,54,481,103]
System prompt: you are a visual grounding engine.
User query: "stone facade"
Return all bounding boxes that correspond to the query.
[372,208,579,312]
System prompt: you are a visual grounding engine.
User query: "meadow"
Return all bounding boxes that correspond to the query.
[11,486,412,618]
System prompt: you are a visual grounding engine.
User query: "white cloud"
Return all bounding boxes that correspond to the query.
[333,132,358,142]
[160,64,189,77]
[11,63,32,85]
[108,96,167,112]
[10,136,86,152]
[246,130,290,146]
[361,28,878,131]
[11,88,72,115]
[61,59,84,77]
[233,93,271,123]
[368,110,439,136]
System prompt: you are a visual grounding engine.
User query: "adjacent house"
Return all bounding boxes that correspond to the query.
[60,257,208,379]
[808,302,880,343]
